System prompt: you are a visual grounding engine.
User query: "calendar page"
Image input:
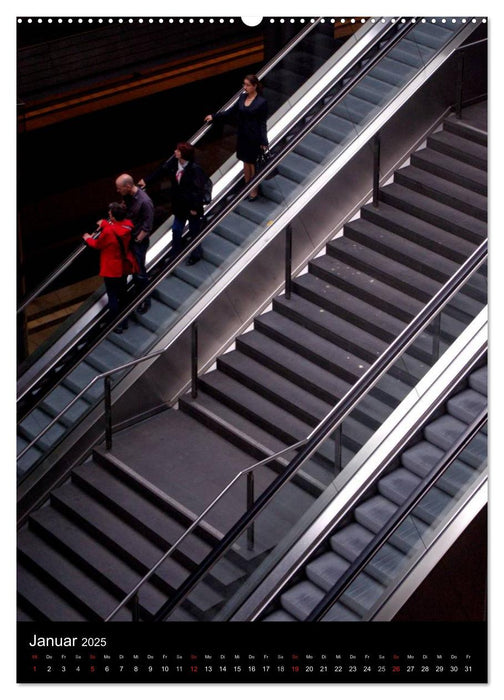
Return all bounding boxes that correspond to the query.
[15,1,489,687]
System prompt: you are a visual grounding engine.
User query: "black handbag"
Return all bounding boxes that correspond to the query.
[256,148,278,179]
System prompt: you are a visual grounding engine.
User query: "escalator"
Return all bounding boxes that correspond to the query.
[256,362,487,622]
[16,93,488,622]
[16,16,382,475]
[17,17,485,487]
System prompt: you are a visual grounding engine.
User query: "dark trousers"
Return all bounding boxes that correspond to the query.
[172,213,202,260]
[104,276,128,328]
[130,237,150,301]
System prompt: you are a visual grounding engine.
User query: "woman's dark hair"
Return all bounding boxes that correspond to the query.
[244,74,263,94]
[108,202,127,221]
[177,141,195,161]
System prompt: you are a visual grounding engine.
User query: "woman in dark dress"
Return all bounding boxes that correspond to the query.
[205,74,268,201]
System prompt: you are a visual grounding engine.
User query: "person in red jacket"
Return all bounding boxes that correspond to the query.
[83,202,138,334]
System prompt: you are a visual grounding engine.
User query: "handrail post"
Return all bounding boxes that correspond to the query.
[372,132,381,207]
[334,424,342,474]
[432,314,441,364]
[132,593,140,622]
[191,322,198,399]
[104,375,112,451]
[456,51,465,119]
[247,472,255,551]
[285,224,293,300]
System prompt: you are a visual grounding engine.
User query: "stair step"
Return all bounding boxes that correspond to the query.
[395,164,487,221]
[256,309,377,381]
[17,529,131,621]
[444,115,487,146]
[329,235,442,303]
[362,201,477,264]
[70,461,213,566]
[309,253,423,320]
[344,217,460,283]
[199,369,318,446]
[379,183,486,243]
[17,562,87,622]
[291,273,407,342]
[29,506,167,619]
[50,480,199,588]
[427,130,487,170]
[179,390,328,493]
[217,349,333,426]
[411,146,487,195]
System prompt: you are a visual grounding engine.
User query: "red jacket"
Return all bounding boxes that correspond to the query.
[85,219,138,278]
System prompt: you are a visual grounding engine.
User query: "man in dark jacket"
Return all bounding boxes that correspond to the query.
[140,142,207,265]
[116,173,154,313]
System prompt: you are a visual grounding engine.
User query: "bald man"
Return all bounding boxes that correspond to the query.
[115,174,154,314]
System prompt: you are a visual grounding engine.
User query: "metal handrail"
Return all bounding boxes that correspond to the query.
[16,19,324,316]
[104,240,487,622]
[305,407,488,621]
[17,17,410,414]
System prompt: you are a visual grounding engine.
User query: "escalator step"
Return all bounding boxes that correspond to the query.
[378,468,421,506]
[401,440,480,495]
[62,361,105,401]
[18,407,66,453]
[85,338,134,374]
[277,151,318,184]
[365,57,416,87]
[295,131,339,164]
[306,551,385,617]
[214,211,258,246]
[40,383,91,427]
[424,415,487,468]
[201,232,239,267]
[262,610,297,622]
[155,274,197,309]
[313,112,356,144]
[447,388,487,424]
[469,366,487,395]
[280,580,325,620]
[351,75,396,105]
[354,494,429,554]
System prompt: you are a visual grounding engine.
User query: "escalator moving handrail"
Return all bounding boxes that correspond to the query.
[146,239,486,622]
[16,19,324,316]
[17,17,410,409]
[305,407,488,622]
